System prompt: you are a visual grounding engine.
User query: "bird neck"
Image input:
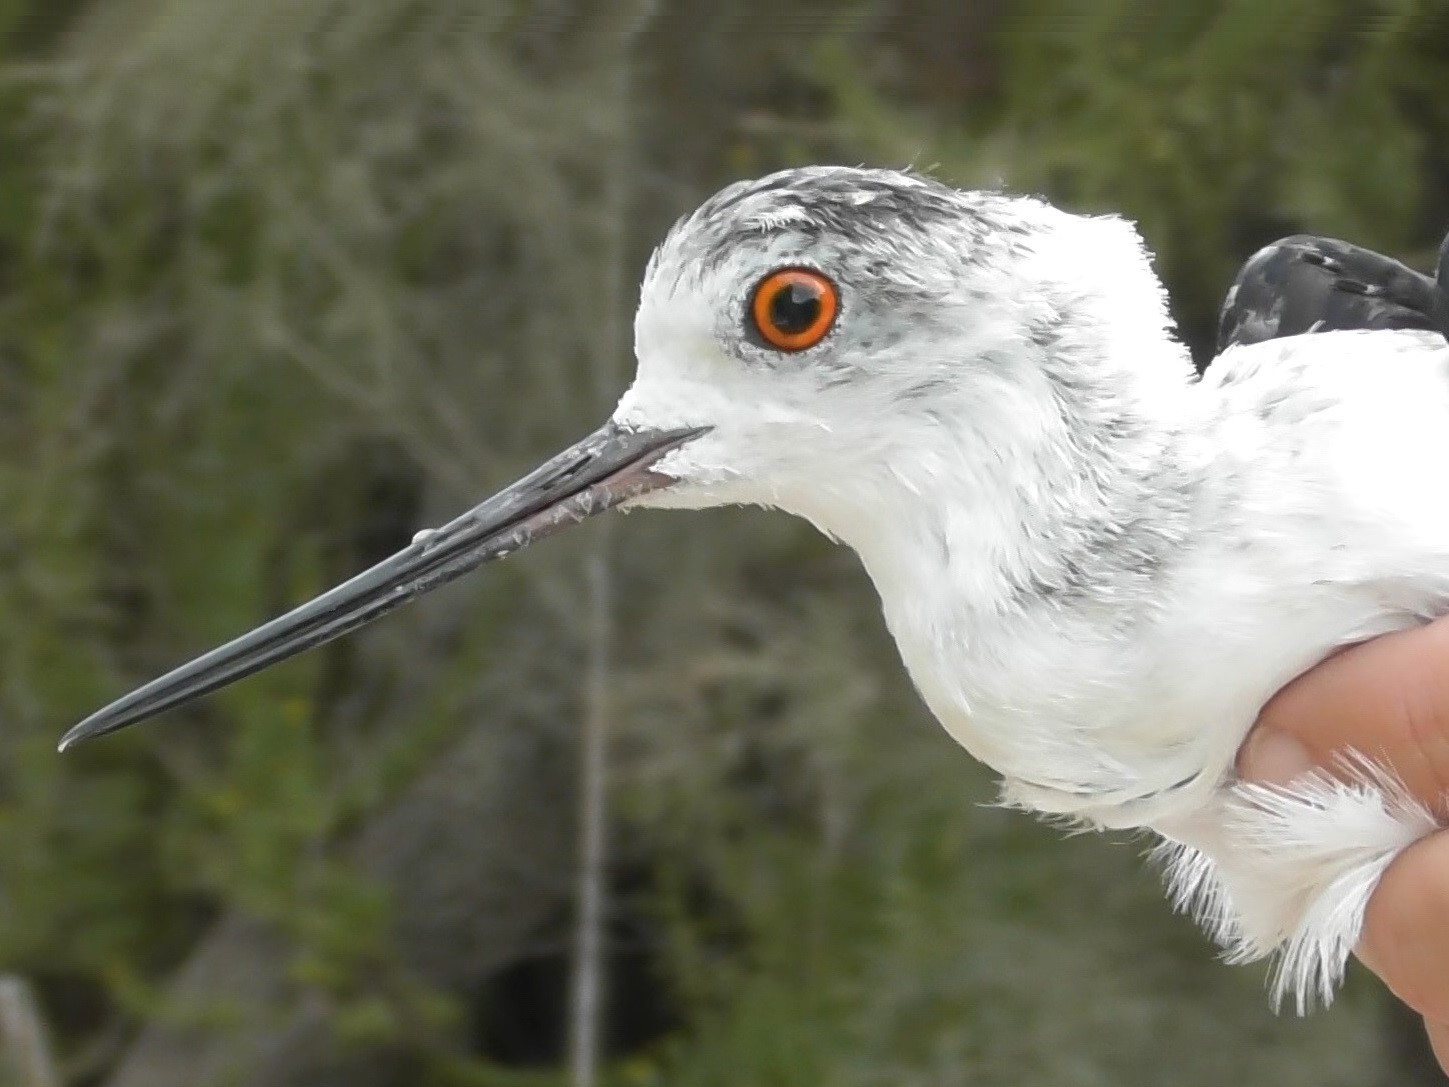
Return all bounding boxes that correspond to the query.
[790,331,1201,803]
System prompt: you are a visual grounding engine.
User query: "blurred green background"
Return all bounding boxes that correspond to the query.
[1,2,1447,1084]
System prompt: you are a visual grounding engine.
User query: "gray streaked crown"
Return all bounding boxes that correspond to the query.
[644,165,1043,296]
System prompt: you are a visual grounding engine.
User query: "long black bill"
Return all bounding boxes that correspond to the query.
[59,422,705,751]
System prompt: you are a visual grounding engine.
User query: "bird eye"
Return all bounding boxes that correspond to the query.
[749,268,839,351]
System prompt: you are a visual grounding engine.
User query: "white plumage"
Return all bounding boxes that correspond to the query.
[618,167,1449,1010]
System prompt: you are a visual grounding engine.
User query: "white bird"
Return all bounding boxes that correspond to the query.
[60,166,1449,1013]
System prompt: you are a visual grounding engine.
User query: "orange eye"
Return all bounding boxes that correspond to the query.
[750,268,839,351]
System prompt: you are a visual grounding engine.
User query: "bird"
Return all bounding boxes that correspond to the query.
[58,165,1449,1014]
[1218,227,1449,351]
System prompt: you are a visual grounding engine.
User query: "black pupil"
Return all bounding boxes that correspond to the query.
[769,281,822,334]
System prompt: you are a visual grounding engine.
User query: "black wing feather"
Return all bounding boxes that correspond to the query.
[1216,232,1449,352]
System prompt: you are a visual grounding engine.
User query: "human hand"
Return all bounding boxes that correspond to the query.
[1239,618,1449,1070]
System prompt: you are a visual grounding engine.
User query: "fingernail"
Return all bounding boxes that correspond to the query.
[1239,728,1314,786]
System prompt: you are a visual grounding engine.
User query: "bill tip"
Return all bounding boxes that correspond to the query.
[57,723,92,753]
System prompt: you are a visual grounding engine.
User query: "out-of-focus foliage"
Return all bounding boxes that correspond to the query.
[0,1,1443,1085]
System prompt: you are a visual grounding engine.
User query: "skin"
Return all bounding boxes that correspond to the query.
[1238,616,1449,1069]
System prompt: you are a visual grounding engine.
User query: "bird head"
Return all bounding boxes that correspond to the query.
[60,166,1181,749]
